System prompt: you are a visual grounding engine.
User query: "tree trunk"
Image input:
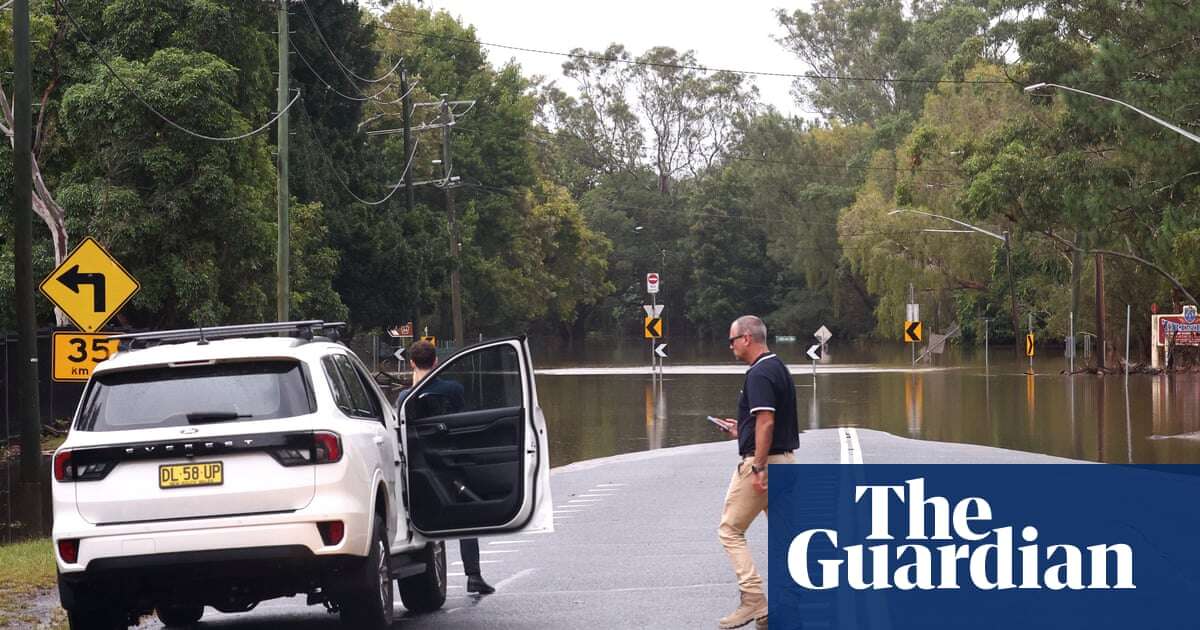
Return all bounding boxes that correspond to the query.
[0,80,69,325]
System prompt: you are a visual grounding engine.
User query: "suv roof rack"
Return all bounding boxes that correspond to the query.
[111,320,348,350]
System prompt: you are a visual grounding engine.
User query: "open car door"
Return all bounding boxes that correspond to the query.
[400,336,553,537]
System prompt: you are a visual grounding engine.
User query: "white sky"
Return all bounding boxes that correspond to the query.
[416,0,815,117]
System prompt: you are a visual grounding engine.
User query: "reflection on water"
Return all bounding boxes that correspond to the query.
[532,337,1200,467]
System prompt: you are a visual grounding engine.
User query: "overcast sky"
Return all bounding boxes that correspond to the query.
[416,0,815,117]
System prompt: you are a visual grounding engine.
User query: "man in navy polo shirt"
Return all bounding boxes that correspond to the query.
[715,315,799,629]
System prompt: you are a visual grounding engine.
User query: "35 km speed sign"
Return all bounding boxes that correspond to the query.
[53,332,119,382]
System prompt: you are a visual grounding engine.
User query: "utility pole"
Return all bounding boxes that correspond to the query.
[1004,230,1019,356]
[13,0,41,484]
[440,95,464,348]
[1096,253,1106,370]
[401,68,414,214]
[367,95,475,346]
[276,0,290,322]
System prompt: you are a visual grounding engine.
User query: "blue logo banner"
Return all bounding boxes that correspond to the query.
[768,465,1200,629]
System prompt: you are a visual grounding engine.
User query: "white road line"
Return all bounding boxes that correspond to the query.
[575,494,613,498]
[567,499,601,503]
[488,540,533,545]
[849,428,864,464]
[452,560,500,565]
[839,427,864,464]
[480,550,518,554]
[495,568,536,590]
[594,483,627,487]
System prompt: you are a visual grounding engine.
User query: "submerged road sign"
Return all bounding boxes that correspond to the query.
[40,237,140,333]
[807,344,822,361]
[644,317,663,339]
[904,320,922,343]
[654,343,668,359]
[814,325,833,344]
[52,332,119,382]
[1026,333,1036,357]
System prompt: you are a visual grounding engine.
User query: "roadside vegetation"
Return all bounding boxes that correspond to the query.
[0,538,59,627]
[0,1,1195,364]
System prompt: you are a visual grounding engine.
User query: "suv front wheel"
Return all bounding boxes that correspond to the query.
[338,515,394,629]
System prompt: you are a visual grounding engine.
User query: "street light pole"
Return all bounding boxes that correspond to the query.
[1024,82,1200,145]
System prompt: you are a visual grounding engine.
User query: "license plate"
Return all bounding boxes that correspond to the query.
[159,461,223,489]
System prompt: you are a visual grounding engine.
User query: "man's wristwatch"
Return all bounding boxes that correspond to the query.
[751,464,766,474]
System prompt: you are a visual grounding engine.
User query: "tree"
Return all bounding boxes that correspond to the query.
[775,0,994,125]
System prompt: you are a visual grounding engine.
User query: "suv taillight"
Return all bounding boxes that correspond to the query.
[53,450,72,482]
[313,431,342,464]
[268,431,342,466]
[54,449,116,482]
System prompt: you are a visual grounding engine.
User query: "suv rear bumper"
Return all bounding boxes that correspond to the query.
[57,544,363,612]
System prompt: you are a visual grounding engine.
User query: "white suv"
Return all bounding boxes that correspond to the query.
[51,321,553,630]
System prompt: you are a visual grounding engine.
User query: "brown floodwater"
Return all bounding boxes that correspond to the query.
[529,338,1200,467]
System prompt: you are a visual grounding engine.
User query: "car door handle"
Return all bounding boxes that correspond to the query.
[373,436,385,445]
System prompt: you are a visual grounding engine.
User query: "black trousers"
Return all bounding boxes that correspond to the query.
[460,538,482,576]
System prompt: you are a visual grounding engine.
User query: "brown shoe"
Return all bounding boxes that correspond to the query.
[718,591,767,629]
[755,613,769,629]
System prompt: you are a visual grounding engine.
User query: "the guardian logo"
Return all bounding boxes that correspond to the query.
[788,478,1135,591]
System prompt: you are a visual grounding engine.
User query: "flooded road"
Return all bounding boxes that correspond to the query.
[530,338,1200,467]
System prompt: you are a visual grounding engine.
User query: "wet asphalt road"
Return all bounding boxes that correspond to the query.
[117,428,1075,630]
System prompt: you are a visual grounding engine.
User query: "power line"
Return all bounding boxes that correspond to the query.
[297,101,421,206]
[56,0,299,142]
[298,0,403,85]
[523,126,964,175]
[291,39,396,103]
[374,23,1017,87]
[459,179,972,235]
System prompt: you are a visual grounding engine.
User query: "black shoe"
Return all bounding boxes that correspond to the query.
[467,575,495,595]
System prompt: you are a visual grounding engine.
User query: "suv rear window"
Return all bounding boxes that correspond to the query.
[75,361,314,432]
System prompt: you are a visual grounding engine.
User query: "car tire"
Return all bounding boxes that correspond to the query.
[397,540,447,614]
[339,515,394,629]
[156,604,204,627]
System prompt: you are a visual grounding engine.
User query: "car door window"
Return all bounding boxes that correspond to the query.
[333,355,381,420]
[321,356,354,416]
[348,355,387,424]
[407,344,521,420]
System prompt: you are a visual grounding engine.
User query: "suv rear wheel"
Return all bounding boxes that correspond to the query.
[338,515,394,629]
[397,540,447,613]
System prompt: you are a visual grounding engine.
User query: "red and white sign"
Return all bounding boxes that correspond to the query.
[1157,315,1200,347]
[388,322,414,338]
[646,273,660,294]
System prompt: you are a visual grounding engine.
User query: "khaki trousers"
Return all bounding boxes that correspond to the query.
[718,452,795,594]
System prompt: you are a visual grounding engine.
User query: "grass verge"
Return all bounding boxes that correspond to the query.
[0,538,57,627]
